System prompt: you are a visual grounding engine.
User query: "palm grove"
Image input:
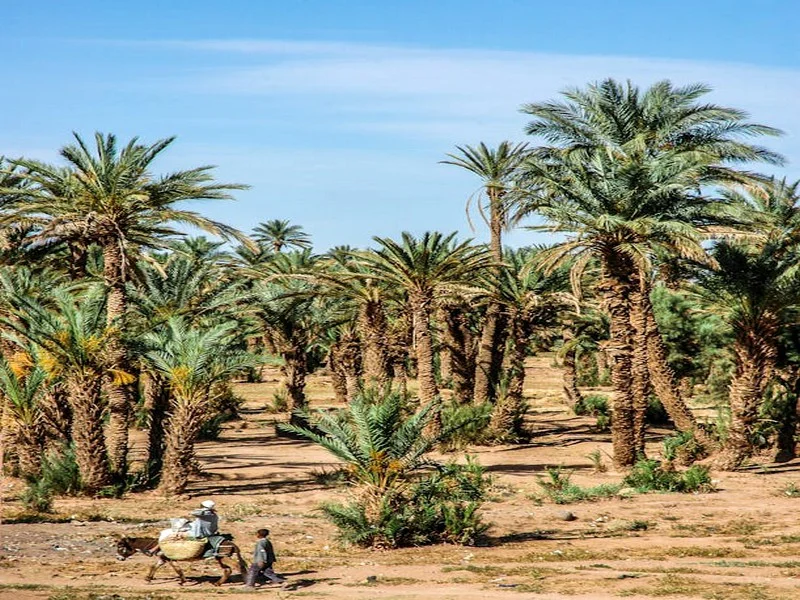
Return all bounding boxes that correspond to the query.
[0,79,797,526]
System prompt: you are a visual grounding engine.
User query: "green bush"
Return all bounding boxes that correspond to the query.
[662,431,704,464]
[573,394,611,431]
[623,458,713,493]
[440,401,492,449]
[573,394,609,416]
[322,459,490,548]
[535,467,622,504]
[21,446,81,512]
[21,480,53,512]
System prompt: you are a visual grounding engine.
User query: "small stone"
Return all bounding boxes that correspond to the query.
[365,575,378,583]
[554,510,577,521]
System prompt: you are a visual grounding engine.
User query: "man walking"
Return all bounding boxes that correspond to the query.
[245,528,285,587]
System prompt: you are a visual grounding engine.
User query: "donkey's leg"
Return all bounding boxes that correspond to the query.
[146,557,166,582]
[169,560,186,585]
[215,558,232,586]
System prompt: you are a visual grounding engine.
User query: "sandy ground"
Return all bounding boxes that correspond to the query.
[3,355,800,600]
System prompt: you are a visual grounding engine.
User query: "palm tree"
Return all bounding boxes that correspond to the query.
[516,79,782,466]
[253,219,312,253]
[0,354,48,479]
[697,180,800,469]
[8,132,250,477]
[0,286,120,493]
[358,232,493,414]
[143,318,258,494]
[313,259,396,387]
[281,390,439,515]
[129,247,250,480]
[488,247,571,439]
[442,142,529,404]
[249,253,343,423]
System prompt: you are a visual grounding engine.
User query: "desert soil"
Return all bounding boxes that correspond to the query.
[3,355,800,600]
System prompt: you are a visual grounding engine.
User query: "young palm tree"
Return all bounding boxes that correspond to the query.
[358,232,493,414]
[0,355,48,479]
[144,318,258,495]
[516,79,782,465]
[442,142,529,404]
[0,286,120,493]
[8,132,250,476]
[281,391,439,514]
[253,219,312,253]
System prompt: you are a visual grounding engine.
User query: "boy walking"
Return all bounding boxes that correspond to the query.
[245,528,285,587]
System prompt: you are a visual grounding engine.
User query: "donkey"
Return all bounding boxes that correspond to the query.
[116,536,247,586]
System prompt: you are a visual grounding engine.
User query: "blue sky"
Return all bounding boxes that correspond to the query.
[3,1,799,249]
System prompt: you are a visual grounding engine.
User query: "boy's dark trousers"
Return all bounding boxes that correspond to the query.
[246,562,284,585]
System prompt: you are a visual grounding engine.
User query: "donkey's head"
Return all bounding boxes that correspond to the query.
[115,537,136,561]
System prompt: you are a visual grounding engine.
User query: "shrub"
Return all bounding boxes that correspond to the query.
[197,413,227,440]
[662,431,704,465]
[266,387,289,413]
[623,458,713,493]
[440,401,492,450]
[573,394,611,431]
[536,467,622,504]
[573,394,609,417]
[21,446,81,512]
[21,481,53,512]
[322,460,490,548]
[283,392,490,548]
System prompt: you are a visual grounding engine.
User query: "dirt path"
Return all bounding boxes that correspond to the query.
[4,356,800,599]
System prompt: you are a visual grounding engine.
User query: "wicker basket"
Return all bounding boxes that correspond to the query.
[159,538,207,560]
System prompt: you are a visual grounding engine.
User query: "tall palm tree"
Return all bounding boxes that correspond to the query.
[442,142,529,405]
[253,219,312,253]
[0,286,120,493]
[8,132,250,476]
[143,318,258,494]
[358,232,493,414]
[516,79,782,466]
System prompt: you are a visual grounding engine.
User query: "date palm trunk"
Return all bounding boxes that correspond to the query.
[328,350,348,404]
[561,328,583,410]
[158,398,204,495]
[441,305,475,403]
[599,252,637,468]
[489,314,528,440]
[643,293,713,452]
[717,325,777,470]
[473,303,500,404]
[774,376,800,462]
[66,372,110,494]
[15,429,44,480]
[143,371,169,483]
[411,294,441,435]
[102,241,134,478]
[630,280,651,458]
[283,350,309,427]
[474,188,505,405]
[360,301,390,387]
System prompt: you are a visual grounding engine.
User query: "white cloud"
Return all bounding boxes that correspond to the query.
[140,40,800,153]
